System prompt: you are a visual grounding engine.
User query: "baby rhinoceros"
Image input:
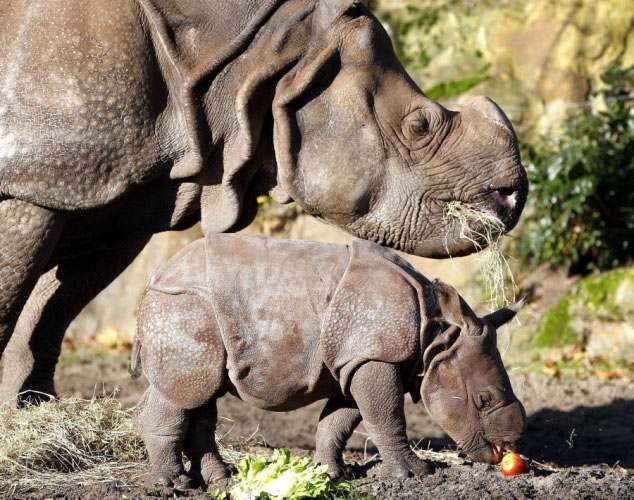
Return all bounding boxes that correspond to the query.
[130,234,526,489]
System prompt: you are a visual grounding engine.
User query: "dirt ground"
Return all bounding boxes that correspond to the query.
[6,353,629,499]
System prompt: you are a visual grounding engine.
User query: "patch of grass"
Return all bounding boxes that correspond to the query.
[573,267,634,318]
[443,201,514,309]
[533,296,581,348]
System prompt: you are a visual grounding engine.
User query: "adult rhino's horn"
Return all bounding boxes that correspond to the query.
[483,295,528,329]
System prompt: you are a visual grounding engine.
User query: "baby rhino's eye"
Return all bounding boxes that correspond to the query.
[478,393,494,410]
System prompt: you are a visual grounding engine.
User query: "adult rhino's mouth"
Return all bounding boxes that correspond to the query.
[475,175,528,233]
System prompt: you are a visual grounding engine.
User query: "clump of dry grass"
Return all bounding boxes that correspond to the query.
[412,446,467,467]
[0,392,146,493]
[0,392,247,495]
[443,201,515,309]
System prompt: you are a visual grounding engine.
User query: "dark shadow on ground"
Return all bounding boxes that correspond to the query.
[525,398,634,468]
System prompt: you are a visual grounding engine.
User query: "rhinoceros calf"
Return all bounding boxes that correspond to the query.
[130,234,526,488]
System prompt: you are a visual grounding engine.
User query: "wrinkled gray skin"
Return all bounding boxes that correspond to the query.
[0,0,527,404]
[131,234,526,488]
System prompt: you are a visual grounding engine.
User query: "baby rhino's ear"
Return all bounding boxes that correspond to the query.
[482,295,528,329]
[433,280,482,336]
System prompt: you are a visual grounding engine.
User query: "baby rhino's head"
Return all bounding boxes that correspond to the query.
[420,281,526,464]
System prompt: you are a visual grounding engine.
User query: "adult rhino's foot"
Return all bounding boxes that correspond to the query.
[378,454,433,480]
[206,476,233,492]
[0,370,56,408]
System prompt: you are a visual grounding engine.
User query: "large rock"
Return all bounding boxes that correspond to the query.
[533,268,634,361]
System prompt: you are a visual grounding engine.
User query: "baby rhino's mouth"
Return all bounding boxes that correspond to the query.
[490,443,504,464]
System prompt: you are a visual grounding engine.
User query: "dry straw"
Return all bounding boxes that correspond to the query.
[0,392,246,495]
[443,201,515,310]
[0,392,145,493]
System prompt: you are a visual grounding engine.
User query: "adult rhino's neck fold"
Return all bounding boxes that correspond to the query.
[136,0,321,234]
[135,0,287,178]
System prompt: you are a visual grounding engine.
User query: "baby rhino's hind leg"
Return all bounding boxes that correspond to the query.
[183,399,232,489]
[135,387,193,489]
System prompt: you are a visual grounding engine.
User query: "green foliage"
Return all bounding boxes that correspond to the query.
[517,65,634,274]
[375,3,440,69]
[209,449,365,500]
[425,74,490,101]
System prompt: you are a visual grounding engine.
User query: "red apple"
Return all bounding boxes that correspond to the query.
[501,452,529,476]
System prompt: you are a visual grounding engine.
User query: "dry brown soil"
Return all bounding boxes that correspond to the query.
[7,353,631,499]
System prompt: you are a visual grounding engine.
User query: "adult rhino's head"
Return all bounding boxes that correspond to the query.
[270,0,527,257]
[420,282,526,463]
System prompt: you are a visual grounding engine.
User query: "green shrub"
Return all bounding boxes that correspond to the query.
[517,65,634,274]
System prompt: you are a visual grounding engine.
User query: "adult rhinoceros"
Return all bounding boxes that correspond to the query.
[0,0,527,404]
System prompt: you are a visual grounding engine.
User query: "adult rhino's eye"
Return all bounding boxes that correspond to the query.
[402,112,429,141]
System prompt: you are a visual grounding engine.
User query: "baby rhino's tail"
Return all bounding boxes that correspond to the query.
[129,332,143,379]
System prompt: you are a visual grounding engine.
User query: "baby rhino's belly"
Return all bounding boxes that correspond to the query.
[227,334,341,411]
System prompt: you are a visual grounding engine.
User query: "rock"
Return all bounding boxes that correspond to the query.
[615,276,634,314]
[585,321,634,361]
[534,267,634,361]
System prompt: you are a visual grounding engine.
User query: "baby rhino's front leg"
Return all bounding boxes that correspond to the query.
[350,361,432,479]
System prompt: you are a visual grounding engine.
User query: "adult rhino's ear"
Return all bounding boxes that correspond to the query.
[482,295,527,329]
[433,280,483,336]
[313,0,359,31]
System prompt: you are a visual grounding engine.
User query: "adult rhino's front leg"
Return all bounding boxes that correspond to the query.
[349,361,432,479]
[0,199,64,369]
[0,237,150,405]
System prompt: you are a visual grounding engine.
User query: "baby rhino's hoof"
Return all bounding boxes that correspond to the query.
[208,476,233,491]
[146,472,195,490]
[378,458,433,480]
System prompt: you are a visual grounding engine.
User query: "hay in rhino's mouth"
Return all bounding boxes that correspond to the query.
[443,200,516,311]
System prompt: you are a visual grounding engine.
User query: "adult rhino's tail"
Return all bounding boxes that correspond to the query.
[129,333,143,379]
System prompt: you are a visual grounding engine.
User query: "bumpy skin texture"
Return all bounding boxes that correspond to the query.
[132,234,527,487]
[0,0,527,403]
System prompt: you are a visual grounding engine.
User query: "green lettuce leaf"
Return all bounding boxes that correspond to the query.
[209,449,359,500]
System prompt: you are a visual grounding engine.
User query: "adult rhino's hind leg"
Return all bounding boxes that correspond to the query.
[135,386,193,489]
[183,400,232,489]
[314,398,362,479]
[0,198,64,366]
[0,237,150,406]
[349,361,432,480]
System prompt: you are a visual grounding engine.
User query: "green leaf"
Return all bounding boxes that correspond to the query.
[424,74,490,101]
